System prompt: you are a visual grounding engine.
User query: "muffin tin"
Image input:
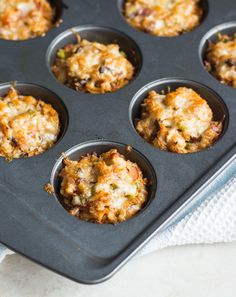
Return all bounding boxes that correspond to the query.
[0,0,236,284]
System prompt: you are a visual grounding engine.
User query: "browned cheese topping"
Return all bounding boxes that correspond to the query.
[0,0,54,40]
[52,34,135,94]
[59,149,148,224]
[0,87,60,160]
[205,33,236,88]
[123,0,203,37]
[136,87,222,153]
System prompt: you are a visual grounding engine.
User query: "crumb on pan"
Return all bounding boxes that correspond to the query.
[59,149,148,224]
[123,0,203,37]
[44,183,54,194]
[52,34,135,94]
[135,87,223,154]
[0,0,55,40]
[205,33,236,88]
[125,145,132,152]
[0,87,60,161]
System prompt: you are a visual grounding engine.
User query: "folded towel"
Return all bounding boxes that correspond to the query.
[139,164,236,256]
[1,157,236,262]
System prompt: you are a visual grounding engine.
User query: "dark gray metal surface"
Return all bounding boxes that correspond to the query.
[0,0,236,284]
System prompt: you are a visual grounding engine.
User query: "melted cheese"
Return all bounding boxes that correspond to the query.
[0,87,60,160]
[206,34,236,88]
[124,0,203,37]
[0,0,54,40]
[52,35,134,94]
[136,87,222,153]
[59,149,148,223]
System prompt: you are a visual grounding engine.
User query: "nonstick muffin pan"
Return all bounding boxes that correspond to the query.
[1,0,236,284]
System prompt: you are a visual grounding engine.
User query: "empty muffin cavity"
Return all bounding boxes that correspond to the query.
[51,141,156,224]
[47,25,142,94]
[130,78,228,154]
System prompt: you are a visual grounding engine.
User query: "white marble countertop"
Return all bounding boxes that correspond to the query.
[0,242,236,297]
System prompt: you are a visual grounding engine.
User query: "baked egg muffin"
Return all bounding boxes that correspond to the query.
[123,0,203,37]
[0,87,60,160]
[59,149,148,224]
[52,34,135,94]
[205,33,236,88]
[135,87,223,153]
[0,0,55,40]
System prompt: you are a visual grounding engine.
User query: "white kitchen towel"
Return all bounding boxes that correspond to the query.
[138,169,236,256]
[0,158,236,262]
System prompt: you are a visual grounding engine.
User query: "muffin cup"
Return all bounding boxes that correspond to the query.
[46,25,142,91]
[130,78,228,152]
[51,140,157,222]
[0,81,68,148]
